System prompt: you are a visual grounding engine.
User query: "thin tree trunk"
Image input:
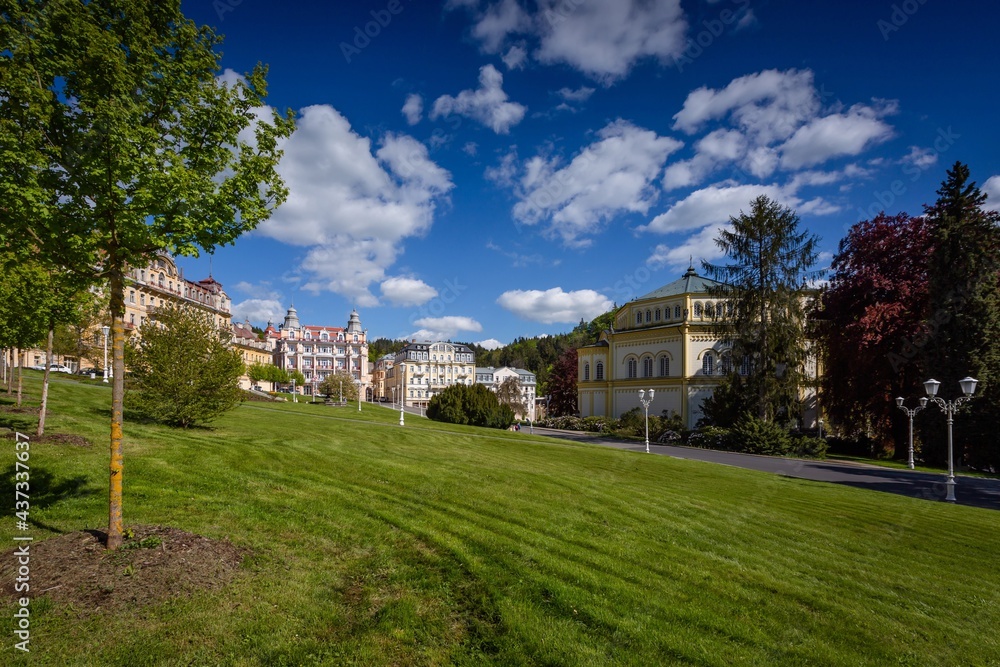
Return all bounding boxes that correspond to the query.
[37,326,54,437]
[6,348,13,395]
[108,270,126,551]
[16,348,23,407]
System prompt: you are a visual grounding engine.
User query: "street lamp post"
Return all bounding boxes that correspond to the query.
[357,380,362,412]
[291,378,297,403]
[639,389,655,454]
[923,377,978,502]
[895,396,928,470]
[399,390,405,426]
[101,325,110,383]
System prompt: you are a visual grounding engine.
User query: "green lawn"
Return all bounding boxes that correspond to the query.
[2,373,999,666]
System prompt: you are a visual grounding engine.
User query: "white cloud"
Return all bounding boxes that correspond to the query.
[457,0,687,84]
[647,223,731,271]
[380,276,438,307]
[410,316,483,341]
[476,338,505,350]
[507,120,683,245]
[640,181,838,235]
[533,0,688,84]
[463,141,479,156]
[502,44,528,70]
[431,64,527,134]
[779,103,895,169]
[556,86,596,103]
[401,94,423,125]
[472,0,531,53]
[497,287,613,324]
[256,105,453,306]
[669,68,897,184]
[899,145,939,170]
[984,175,1000,212]
[672,69,820,140]
[231,298,286,326]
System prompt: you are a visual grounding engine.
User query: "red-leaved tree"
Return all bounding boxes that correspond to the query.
[819,212,931,454]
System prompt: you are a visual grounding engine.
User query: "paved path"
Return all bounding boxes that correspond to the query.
[533,427,1000,511]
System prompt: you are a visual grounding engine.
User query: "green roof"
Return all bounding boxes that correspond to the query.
[635,266,722,300]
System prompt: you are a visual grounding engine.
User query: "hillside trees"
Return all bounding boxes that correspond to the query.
[703,195,820,423]
[0,0,293,549]
[819,213,932,453]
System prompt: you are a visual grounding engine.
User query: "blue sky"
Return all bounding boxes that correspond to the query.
[176,0,1000,348]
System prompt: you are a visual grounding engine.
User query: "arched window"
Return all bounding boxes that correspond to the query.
[721,354,731,375]
[702,353,714,375]
[659,356,669,377]
[642,357,653,378]
[627,358,637,378]
[706,302,715,319]
[694,302,703,318]
[740,355,751,376]
[655,308,661,321]
[636,312,642,325]
[584,363,591,381]
[595,362,605,380]
[674,305,681,319]
[727,302,734,317]
[645,310,651,323]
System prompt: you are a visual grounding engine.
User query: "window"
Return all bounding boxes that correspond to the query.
[636,312,642,325]
[627,358,637,379]
[655,308,661,321]
[706,302,715,319]
[645,310,651,323]
[702,353,714,375]
[140,294,145,306]
[584,363,590,381]
[129,291,135,304]
[694,302,703,318]
[642,357,653,378]
[129,313,135,325]
[721,354,731,375]
[740,355,751,376]
[659,356,669,377]
[674,305,681,319]
[596,362,605,381]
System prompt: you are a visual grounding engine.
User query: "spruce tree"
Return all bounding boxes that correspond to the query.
[920,162,1000,469]
[703,195,820,423]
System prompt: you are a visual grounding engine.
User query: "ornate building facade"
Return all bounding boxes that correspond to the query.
[475,366,537,420]
[271,306,370,397]
[386,341,475,408]
[576,267,820,429]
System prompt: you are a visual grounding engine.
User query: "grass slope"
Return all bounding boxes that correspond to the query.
[1,373,999,666]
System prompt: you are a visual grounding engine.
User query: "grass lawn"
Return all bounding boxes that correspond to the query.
[827,453,1000,479]
[1,372,999,666]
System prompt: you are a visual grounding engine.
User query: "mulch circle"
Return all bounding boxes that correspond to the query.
[0,525,248,615]
[0,431,91,446]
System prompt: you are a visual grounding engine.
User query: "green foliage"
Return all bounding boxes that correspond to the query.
[426,383,514,430]
[247,362,287,384]
[287,370,306,386]
[729,414,793,455]
[699,374,759,428]
[317,371,358,401]
[495,375,526,416]
[703,195,820,422]
[124,304,245,427]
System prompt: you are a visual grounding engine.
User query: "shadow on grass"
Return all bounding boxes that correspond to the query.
[0,464,97,533]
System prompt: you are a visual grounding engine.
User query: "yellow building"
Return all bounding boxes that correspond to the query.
[123,255,231,335]
[387,341,475,408]
[232,319,275,390]
[577,267,820,429]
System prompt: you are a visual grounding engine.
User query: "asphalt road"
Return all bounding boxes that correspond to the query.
[533,427,1000,511]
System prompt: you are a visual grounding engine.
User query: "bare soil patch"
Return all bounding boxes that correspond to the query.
[0,525,247,615]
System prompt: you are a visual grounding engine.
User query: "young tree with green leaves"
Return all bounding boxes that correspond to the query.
[0,0,293,549]
[124,304,245,428]
[703,195,820,423]
[318,371,358,402]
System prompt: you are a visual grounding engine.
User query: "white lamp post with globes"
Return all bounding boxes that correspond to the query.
[895,396,928,470]
[101,325,110,383]
[639,389,655,454]
[923,377,977,502]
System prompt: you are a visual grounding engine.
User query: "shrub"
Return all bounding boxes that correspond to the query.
[730,415,793,455]
[791,435,828,459]
[426,384,513,430]
[687,427,732,450]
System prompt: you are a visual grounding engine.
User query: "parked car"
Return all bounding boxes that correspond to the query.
[77,368,101,376]
[30,364,47,371]
[49,364,73,373]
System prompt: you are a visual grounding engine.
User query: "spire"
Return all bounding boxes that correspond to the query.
[282,304,300,330]
[346,308,362,334]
